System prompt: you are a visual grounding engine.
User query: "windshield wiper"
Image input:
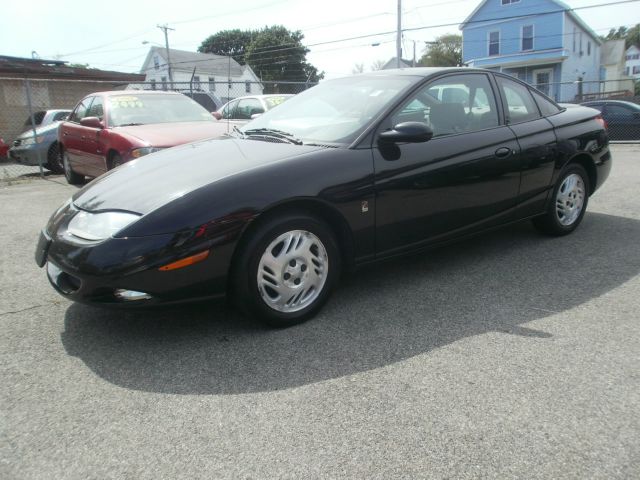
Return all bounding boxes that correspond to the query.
[243,128,303,145]
[116,123,144,127]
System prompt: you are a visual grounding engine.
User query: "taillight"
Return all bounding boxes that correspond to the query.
[595,115,607,130]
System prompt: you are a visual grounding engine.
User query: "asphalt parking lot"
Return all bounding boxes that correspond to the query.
[1,145,639,479]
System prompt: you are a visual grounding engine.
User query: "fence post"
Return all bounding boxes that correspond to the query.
[24,79,44,178]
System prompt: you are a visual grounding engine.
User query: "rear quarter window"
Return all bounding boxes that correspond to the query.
[531,89,561,116]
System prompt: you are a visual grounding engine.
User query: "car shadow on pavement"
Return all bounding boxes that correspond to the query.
[61,212,640,395]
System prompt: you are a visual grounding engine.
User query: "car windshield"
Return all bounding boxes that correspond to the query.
[264,96,292,110]
[107,93,215,127]
[240,76,415,145]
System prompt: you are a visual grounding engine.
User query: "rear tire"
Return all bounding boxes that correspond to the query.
[532,163,590,236]
[232,212,341,327]
[63,151,84,185]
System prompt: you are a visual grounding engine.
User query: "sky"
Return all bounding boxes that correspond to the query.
[2,0,639,79]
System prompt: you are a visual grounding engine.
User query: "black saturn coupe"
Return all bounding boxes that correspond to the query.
[36,68,611,327]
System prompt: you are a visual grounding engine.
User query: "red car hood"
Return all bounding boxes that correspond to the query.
[114,121,228,147]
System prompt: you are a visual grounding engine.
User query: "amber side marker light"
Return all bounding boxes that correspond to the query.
[159,250,210,271]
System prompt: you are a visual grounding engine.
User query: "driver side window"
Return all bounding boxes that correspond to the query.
[69,97,94,123]
[222,100,239,119]
[393,74,499,137]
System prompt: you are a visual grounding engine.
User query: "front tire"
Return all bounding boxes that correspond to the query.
[232,213,341,327]
[109,153,124,170]
[45,142,63,173]
[63,151,84,185]
[533,163,590,236]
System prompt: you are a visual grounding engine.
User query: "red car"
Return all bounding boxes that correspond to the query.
[0,137,9,158]
[59,91,228,184]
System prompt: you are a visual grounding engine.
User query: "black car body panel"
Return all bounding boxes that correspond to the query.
[38,68,611,307]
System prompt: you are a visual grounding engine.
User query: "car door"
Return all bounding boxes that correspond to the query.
[494,76,559,218]
[373,72,521,256]
[80,96,108,177]
[60,96,94,175]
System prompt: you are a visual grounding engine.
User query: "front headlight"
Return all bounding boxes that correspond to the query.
[21,136,36,146]
[67,210,141,241]
[131,147,164,159]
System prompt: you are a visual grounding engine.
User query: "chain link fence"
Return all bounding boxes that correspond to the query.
[0,78,316,185]
[531,78,640,142]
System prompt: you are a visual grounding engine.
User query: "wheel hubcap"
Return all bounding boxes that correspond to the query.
[555,173,585,226]
[257,230,329,313]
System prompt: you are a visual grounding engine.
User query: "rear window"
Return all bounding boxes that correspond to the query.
[24,111,46,127]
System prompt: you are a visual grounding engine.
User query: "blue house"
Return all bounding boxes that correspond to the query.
[460,0,602,101]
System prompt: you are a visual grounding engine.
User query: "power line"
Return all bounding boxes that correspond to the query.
[58,0,640,72]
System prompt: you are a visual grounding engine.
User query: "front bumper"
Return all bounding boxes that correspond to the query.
[9,143,48,166]
[36,204,236,307]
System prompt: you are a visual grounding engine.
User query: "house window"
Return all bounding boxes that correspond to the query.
[153,56,159,70]
[587,41,591,56]
[245,81,251,93]
[522,25,533,51]
[625,67,630,76]
[501,0,520,4]
[209,77,215,91]
[193,76,201,90]
[150,79,156,90]
[489,31,500,56]
[634,66,640,74]
[161,76,167,91]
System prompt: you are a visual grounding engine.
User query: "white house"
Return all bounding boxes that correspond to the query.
[600,40,634,93]
[625,44,640,79]
[139,47,263,104]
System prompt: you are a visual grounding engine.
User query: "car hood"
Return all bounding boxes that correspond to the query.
[17,121,61,139]
[72,137,324,215]
[113,121,227,147]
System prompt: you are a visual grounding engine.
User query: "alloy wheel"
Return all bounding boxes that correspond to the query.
[256,229,329,313]
[555,173,585,226]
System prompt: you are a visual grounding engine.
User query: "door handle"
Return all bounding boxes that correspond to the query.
[495,147,513,158]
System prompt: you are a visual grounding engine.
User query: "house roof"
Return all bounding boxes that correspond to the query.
[459,0,602,45]
[0,55,145,81]
[145,47,243,76]
[382,57,413,69]
[601,40,626,66]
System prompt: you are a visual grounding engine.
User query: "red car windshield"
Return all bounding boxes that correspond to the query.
[107,94,214,127]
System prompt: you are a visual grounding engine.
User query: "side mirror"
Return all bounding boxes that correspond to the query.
[212,111,222,120]
[378,122,433,144]
[80,117,104,129]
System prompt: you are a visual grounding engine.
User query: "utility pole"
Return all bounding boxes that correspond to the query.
[396,0,402,68]
[412,40,416,67]
[158,24,175,88]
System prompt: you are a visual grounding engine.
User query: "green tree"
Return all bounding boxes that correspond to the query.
[199,26,323,89]
[198,29,255,65]
[244,26,323,87]
[600,24,640,48]
[419,33,462,67]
